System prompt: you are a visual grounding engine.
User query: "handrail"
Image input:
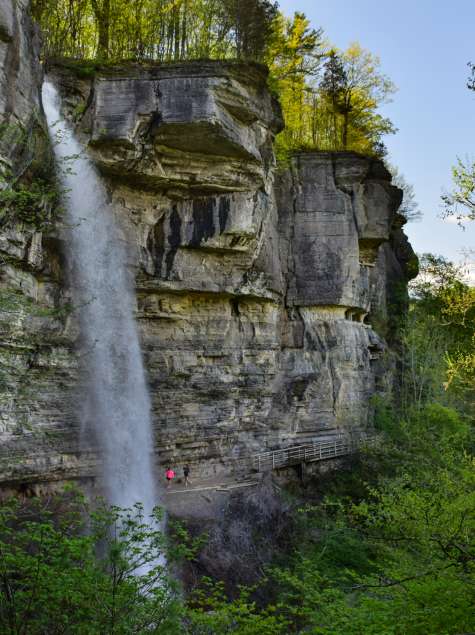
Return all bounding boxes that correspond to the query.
[252,435,360,472]
[255,439,346,460]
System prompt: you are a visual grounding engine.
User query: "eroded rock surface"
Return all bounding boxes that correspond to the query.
[0,38,417,491]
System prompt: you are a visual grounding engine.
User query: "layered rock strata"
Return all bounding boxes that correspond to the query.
[0,1,84,493]
[0,19,417,491]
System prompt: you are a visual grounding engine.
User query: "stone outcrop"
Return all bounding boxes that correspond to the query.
[0,16,417,492]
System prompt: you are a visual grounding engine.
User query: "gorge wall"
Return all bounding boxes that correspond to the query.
[0,3,417,494]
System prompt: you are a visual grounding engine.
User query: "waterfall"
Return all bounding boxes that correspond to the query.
[42,80,158,522]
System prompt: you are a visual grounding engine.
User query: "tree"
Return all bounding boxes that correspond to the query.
[406,254,475,410]
[187,579,289,634]
[268,33,397,158]
[442,157,475,222]
[262,402,474,635]
[0,494,182,634]
[223,0,278,61]
[30,0,49,21]
[266,11,324,83]
[91,0,111,59]
[388,164,423,222]
[33,3,397,158]
[266,11,325,155]
[337,43,396,152]
[442,62,475,223]
[33,0,278,63]
[320,50,347,148]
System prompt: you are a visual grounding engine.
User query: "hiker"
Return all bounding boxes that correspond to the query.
[183,465,192,487]
[165,467,175,488]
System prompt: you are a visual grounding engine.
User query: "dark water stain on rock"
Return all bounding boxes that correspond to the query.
[190,197,215,247]
[218,196,230,233]
[165,205,182,277]
[148,216,165,275]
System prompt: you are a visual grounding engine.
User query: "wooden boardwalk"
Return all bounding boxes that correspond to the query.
[252,435,356,473]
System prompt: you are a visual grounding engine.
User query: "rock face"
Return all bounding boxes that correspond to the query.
[0,1,82,492]
[0,20,417,492]
[0,0,41,139]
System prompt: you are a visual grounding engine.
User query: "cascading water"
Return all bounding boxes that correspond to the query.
[42,80,158,523]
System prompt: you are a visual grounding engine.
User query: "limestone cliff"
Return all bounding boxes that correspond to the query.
[0,11,417,493]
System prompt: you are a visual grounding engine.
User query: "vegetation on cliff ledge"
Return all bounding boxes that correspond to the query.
[0,119,61,231]
[32,0,396,159]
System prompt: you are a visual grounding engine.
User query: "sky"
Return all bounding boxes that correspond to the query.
[278,0,475,274]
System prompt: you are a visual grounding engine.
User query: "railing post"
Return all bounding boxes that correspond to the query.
[258,455,261,473]
[334,439,337,455]
[272,453,275,470]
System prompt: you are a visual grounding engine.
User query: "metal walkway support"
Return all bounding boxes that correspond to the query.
[252,435,355,473]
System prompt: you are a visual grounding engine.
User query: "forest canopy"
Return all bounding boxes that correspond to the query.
[32,0,279,62]
[32,0,398,159]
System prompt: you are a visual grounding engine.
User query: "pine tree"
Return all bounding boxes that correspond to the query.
[320,51,347,149]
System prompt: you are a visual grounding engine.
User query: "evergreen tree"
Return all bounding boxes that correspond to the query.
[266,11,325,154]
[223,0,278,60]
[320,50,347,149]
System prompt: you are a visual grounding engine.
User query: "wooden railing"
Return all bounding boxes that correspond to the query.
[252,435,355,473]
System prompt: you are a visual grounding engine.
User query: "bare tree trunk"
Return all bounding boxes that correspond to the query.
[331,97,338,149]
[181,0,188,58]
[342,93,351,150]
[342,113,349,150]
[91,0,111,60]
[173,5,180,60]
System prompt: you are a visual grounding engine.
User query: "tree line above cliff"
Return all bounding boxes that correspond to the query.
[32,0,279,63]
[31,0,396,159]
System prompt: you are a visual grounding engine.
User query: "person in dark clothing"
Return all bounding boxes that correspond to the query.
[183,465,192,487]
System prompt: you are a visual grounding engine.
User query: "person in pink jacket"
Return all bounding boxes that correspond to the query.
[165,467,175,488]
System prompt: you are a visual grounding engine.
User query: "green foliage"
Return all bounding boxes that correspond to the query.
[32,3,397,159]
[168,518,209,563]
[322,43,396,154]
[442,157,475,222]
[196,262,474,634]
[405,254,475,411]
[50,58,101,79]
[0,121,28,153]
[442,65,475,223]
[33,0,278,63]
[0,178,59,230]
[0,118,60,230]
[259,403,475,635]
[0,493,182,634]
[1,260,473,634]
[265,11,324,159]
[268,30,397,159]
[187,578,288,634]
